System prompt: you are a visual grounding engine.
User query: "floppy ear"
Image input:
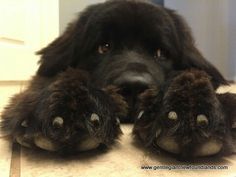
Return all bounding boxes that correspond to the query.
[166,9,228,88]
[36,21,79,76]
[36,5,99,77]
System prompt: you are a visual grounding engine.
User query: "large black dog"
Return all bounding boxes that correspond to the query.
[1,0,236,159]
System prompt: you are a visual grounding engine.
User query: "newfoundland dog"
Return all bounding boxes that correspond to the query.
[1,0,236,159]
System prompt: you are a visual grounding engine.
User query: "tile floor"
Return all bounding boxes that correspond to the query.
[1,82,236,177]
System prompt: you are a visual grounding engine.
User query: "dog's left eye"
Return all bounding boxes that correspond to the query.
[98,43,111,54]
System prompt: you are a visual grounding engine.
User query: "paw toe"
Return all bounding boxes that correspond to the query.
[34,134,58,151]
[15,135,32,148]
[77,136,101,151]
[21,120,28,127]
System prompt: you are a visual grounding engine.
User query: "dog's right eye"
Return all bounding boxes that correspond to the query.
[98,43,111,54]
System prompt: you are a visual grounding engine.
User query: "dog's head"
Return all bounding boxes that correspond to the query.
[36,0,227,119]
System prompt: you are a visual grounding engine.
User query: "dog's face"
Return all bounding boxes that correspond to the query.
[73,2,179,90]
[36,0,227,120]
[83,2,178,116]
[80,2,176,87]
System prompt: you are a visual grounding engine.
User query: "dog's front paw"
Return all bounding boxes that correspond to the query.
[11,69,126,153]
[133,70,227,159]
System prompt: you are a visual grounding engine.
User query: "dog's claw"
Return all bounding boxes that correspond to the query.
[137,110,144,119]
[21,120,28,127]
[90,113,100,123]
[116,118,120,125]
[168,111,178,120]
[156,49,161,58]
[52,116,64,128]
[196,114,208,127]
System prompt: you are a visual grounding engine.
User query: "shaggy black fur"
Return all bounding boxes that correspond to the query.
[1,0,235,158]
[133,69,236,160]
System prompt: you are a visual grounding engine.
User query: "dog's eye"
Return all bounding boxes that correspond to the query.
[98,43,110,54]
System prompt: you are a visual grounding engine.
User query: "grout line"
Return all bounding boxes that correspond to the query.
[0,81,29,86]
[9,142,21,177]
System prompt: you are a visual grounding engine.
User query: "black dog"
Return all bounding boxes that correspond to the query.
[1,0,235,158]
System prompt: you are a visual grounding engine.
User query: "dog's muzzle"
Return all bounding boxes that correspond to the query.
[114,71,153,96]
[104,61,159,122]
[113,66,155,122]
[114,62,155,96]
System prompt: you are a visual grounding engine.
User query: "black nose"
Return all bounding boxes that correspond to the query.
[115,72,152,95]
[121,81,149,96]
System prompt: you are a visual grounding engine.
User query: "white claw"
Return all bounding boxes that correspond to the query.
[21,120,28,127]
[137,110,144,119]
[157,49,161,58]
[116,118,120,125]
[168,111,178,120]
[53,116,64,128]
[90,113,100,122]
[196,114,208,126]
[34,134,58,151]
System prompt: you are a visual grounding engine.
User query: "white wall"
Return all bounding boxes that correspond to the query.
[59,0,105,34]
[228,0,236,80]
[165,0,236,80]
[0,0,59,81]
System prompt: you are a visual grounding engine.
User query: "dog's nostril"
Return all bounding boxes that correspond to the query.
[120,81,149,95]
[114,72,153,95]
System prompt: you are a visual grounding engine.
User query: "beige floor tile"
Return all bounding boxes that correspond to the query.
[217,84,236,94]
[20,125,149,177]
[0,138,12,177]
[20,125,236,177]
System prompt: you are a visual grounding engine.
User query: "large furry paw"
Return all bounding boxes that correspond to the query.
[1,69,126,154]
[133,70,232,160]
